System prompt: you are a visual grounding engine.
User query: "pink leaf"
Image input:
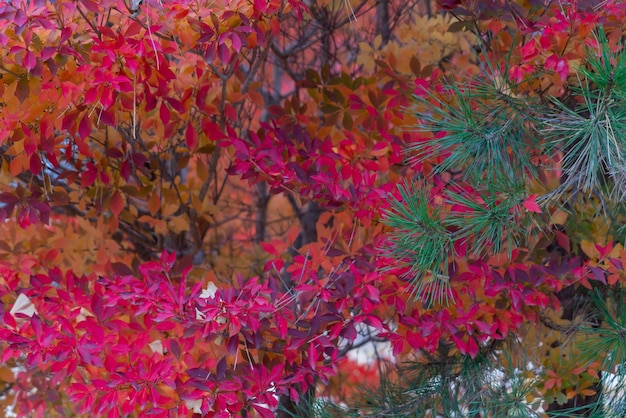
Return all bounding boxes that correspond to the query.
[24,50,36,71]
[78,115,91,139]
[254,0,267,13]
[252,404,274,418]
[231,33,241,53]
[523,194,542,213]
[521,40,538,61]
[100,87,115,109]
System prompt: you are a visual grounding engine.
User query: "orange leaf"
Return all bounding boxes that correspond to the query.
[148,192,161,216]
[587,368,600,379]
[109,190,123,216]
[0,367,15,383]
[579,389,597,396]
[197,159,209,182]
[10,154,28,176]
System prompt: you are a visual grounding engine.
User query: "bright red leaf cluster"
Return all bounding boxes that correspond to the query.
[1,249,391,416]
[3,0,626,415]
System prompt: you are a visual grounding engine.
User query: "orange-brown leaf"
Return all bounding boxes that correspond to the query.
[109,190,124,216]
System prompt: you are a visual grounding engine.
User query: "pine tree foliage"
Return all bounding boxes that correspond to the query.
[543,27,626,203]
[378,23,626,417]
[407,56,540,187]
[383,25,626,302]
[381,182,454,305]
[277,394,360,417]
[356,345,546,417]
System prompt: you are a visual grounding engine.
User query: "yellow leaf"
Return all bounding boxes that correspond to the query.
[374,34,382,50]
[551,209,568,225]
[580,240,599,259]
[608,244,623,259]
[168,215,189,234]
[154,219,168,235]
[197,159,209,182]
[162,188,178,204]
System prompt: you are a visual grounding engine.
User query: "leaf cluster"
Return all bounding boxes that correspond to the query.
[384,25,626,303]
[408,59,539,187]
[381,179,534,304]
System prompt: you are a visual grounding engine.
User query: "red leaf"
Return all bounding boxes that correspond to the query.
[365,315,383,331]
[437,0,462,10]
[260,241,279,256]
[254,0,267,13]
[308,343,318,370]
[523,194,542,213]
[100,87,115,109]
[521,40,538,61]
[252,404,274,418]
[202,120,225,140]
[14,9,28,27]
[84,87,99,104]
[80,165,97,188]
[186,123,198,150]
[41,47,56,61]
[16,76,30,104]
[60,27,72,43]
[165,97,185,113]
[554,230,570,252]
[276,314,287,339]
[364,284,381,303]
[78,115,91,140]
[80,0,100,13]
[545,54,569,82]
[218,43,230,63]
[231,33,241,53]
[160,102,170,125]
[109,190,123,216]
[29,154,42,176]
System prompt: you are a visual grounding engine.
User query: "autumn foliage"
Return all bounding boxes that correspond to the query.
[2,0,626,416]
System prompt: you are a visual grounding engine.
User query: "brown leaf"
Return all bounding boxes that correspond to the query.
[0,367,15,383]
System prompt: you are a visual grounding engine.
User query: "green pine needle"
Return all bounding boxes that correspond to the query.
[578,26,626,100]
[543,25,626,200]
[444,187,524,258]
[578,288,626,372]
[381,182,454,305]
[406,49,541,190]
[543,76,626,196]
[408,81,534,187]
